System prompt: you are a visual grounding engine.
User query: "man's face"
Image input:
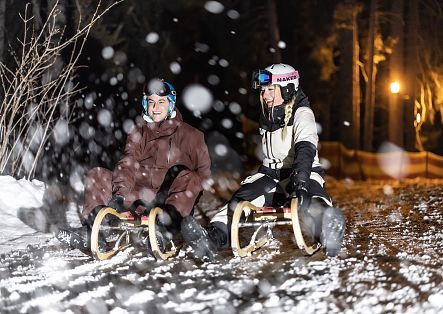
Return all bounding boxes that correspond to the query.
[147,94,170,122]
[261,84,284,107]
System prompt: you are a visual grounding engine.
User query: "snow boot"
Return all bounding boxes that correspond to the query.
[181,216,218,261]
[158,204,182,237]
[55,225,92,255]
[17,207,52,233]
[207,223,228,248]
[320,207,346,257]
[300,199,328,243]
[297,209,319,244]
[138,224,171,257]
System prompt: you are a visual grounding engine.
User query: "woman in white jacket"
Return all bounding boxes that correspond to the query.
[182,64,346,260]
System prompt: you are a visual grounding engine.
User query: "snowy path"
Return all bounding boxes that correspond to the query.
[1,178,443,313]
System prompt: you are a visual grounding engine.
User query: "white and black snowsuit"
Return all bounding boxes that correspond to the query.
[210,89,332,242]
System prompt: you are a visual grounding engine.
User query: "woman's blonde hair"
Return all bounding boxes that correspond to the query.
[259,85,296,140]
[282,96,295,140]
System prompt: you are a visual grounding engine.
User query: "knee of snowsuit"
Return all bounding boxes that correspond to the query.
[82,167,113,222]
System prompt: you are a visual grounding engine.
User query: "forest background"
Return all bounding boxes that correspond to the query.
[0,0,442,188]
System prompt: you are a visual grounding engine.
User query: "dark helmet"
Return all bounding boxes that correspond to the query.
[252,63,299,101]
[142,79,177,116]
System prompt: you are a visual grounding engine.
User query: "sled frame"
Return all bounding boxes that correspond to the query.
[230,199,321,257]
[90,206,178,261]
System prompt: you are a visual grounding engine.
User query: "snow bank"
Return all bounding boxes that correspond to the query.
[0,175,48,253]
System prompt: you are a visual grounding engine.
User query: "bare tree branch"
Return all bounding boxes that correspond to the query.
[0,0,124,178]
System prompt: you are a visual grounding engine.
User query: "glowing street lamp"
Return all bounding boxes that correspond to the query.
[390,81,400,94]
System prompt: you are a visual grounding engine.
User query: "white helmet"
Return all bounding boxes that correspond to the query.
[252,63,299,101]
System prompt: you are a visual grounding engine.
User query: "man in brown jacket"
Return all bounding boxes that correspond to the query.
[56,79,212,257]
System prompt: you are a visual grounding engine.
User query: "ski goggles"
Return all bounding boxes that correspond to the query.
[252,70,272,89]
[144,82,175,98]
[252,69,300,89]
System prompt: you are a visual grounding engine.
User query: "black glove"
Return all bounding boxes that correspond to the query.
[107,194,126,213]
[287,174,310,212]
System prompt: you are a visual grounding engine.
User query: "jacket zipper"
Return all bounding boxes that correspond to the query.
[167,138,172,164]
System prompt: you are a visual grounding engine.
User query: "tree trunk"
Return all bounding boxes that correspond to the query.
[49,0,68,120]
[32,0,43,30]
[336,2,360,149]
[267,0,281,63]
[388,0,404,147]
[48,0,66,26]
[351,4,361,149]
[404,0,419,151]
[363,0,377,151]
[46,0,66,80]
[0,0,5,62]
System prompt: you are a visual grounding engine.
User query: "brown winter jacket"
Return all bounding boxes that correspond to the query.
[111,110,211,216]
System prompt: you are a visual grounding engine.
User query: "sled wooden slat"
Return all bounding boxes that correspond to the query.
[148,207,178,260]
[238,220,292,228]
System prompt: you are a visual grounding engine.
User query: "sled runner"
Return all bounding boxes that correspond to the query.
[230,198,321,257]
[90,200,178,261]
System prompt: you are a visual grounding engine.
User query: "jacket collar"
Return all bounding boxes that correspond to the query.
[143,109,183,140]
[143,110,178,123]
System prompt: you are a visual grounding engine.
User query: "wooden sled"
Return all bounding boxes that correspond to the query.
[230,198,321,257]
[90,205,178,261]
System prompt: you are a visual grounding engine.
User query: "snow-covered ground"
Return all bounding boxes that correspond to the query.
[1,175,443,313]
[0,176,51,253]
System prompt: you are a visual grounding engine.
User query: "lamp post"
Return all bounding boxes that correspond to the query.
[388,80,403,146]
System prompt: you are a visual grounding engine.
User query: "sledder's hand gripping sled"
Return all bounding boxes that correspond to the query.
[230,198,321,257]
[90,201,178,261]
